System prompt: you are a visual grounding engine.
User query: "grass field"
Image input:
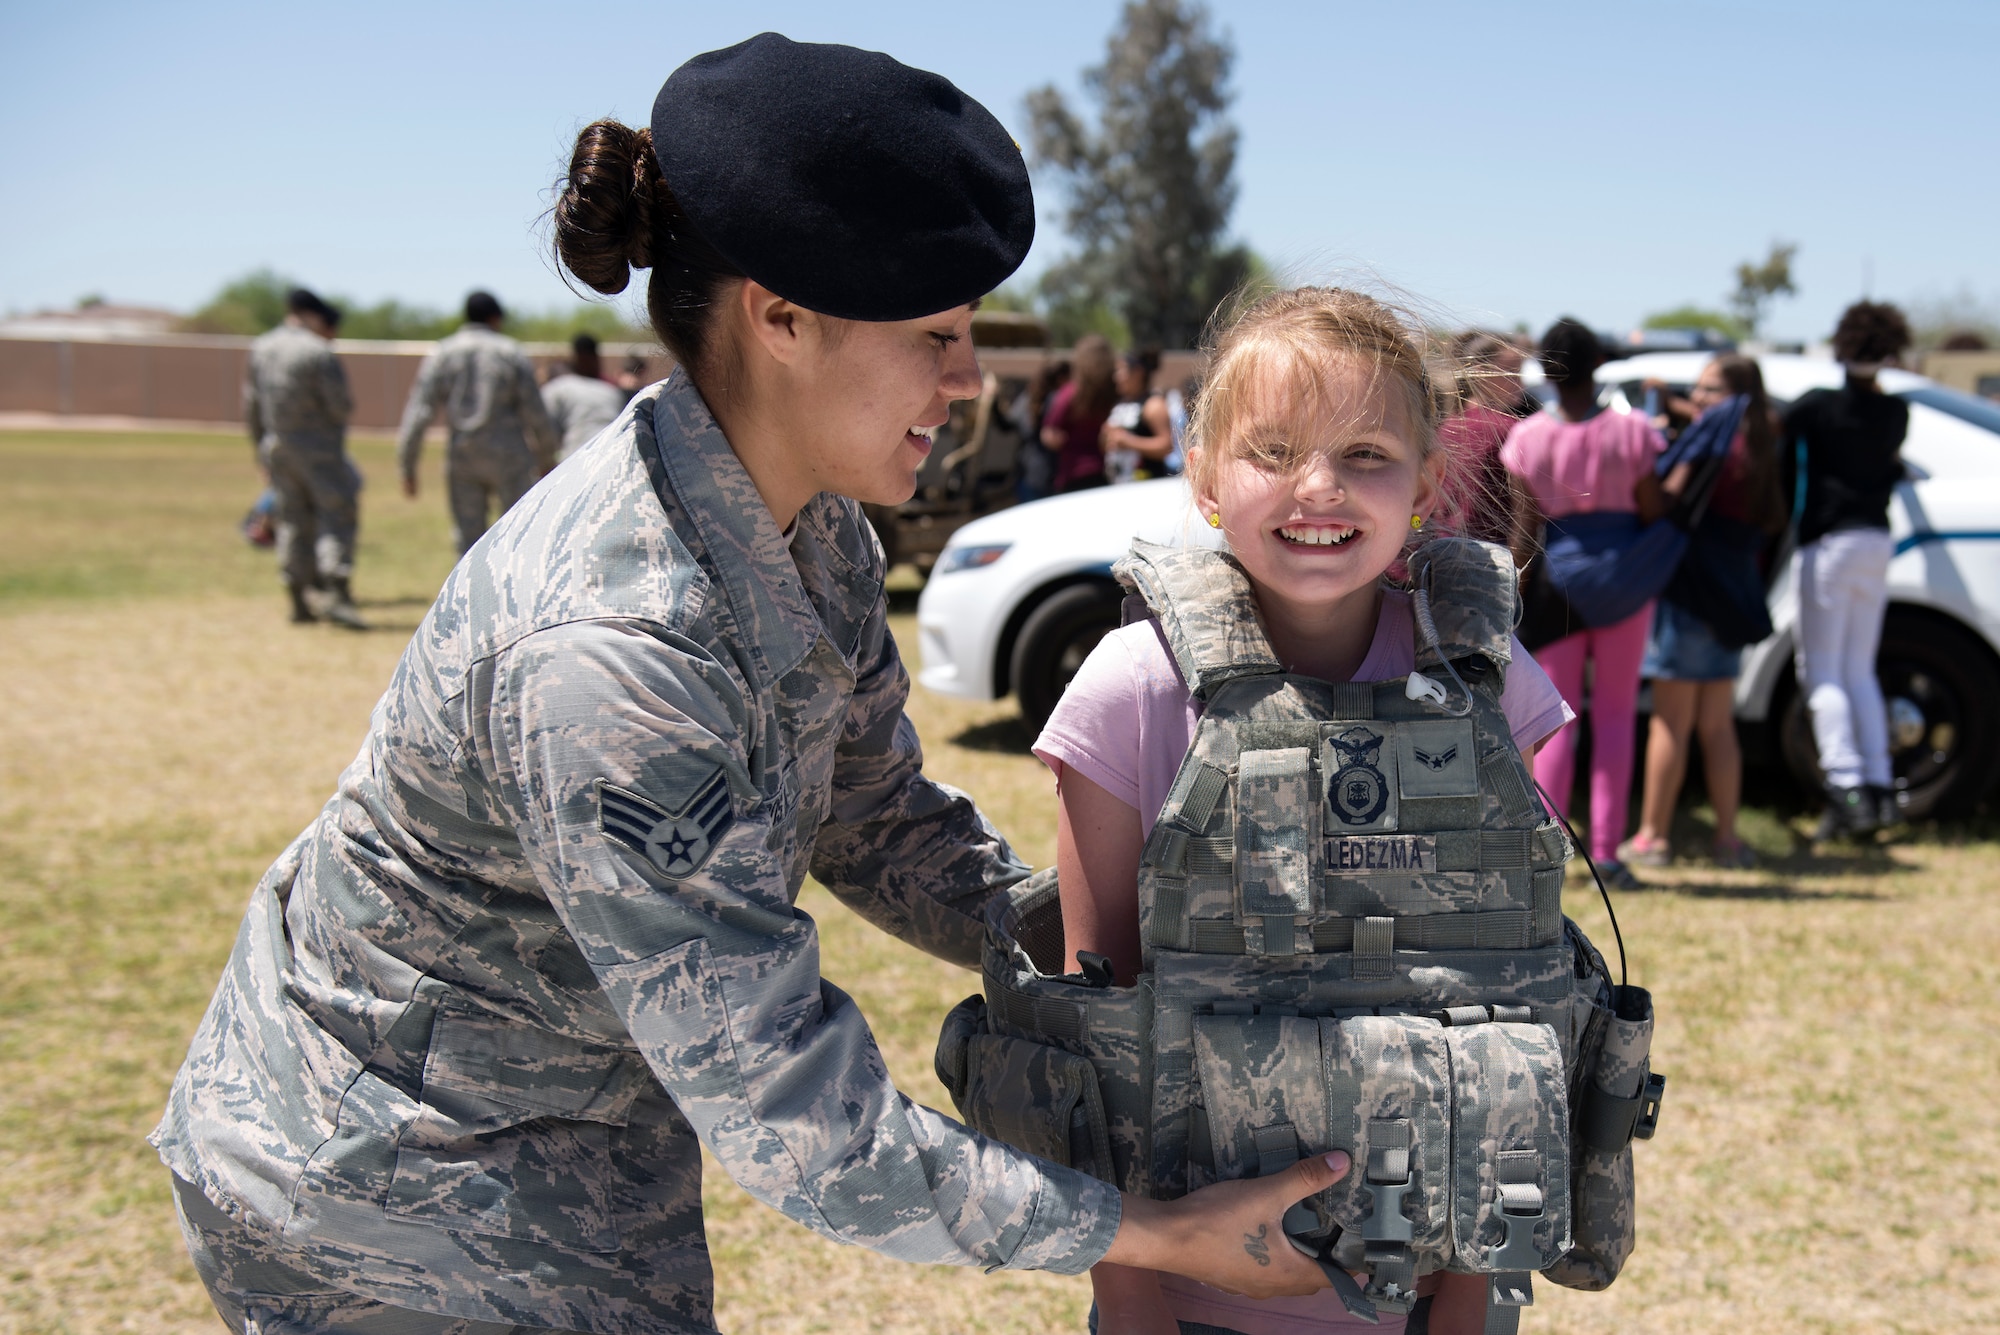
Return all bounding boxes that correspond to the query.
[2,427,1996,1334]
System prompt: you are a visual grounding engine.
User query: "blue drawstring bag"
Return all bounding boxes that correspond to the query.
[1519,396,1748,649]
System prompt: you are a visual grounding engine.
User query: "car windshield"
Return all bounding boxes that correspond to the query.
[1896,385,2000,437]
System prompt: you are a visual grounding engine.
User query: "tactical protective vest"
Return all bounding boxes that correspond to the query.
[936,538,1663,1332]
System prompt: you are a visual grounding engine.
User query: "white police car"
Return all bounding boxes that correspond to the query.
[914,355,2000,817]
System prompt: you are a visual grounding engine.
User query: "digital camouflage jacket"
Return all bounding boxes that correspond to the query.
[396,324,559,479]
[154,372,1122,1333]
[245,321,351,452]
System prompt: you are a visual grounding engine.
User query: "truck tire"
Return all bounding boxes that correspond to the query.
[1011,581,1125,732]
[1778,607,2000,819]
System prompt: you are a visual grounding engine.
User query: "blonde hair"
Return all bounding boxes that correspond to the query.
[1186,286,1471,541]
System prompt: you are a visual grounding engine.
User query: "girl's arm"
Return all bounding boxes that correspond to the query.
[1091,1261,1180,1335]
[1100,401,1177,463]
[1055,765,1147,984]
[1056,766,1169,1326]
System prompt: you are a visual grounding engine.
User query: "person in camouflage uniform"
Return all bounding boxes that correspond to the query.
[397,291,560,554]
[541,332,630,463]
[244,287,365,628]
[155,35,1351,1334]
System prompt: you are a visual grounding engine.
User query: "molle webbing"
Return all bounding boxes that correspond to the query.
[1181,908,1554,956]
[1148,808,1568,956]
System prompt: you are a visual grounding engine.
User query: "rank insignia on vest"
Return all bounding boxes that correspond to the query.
[598,773,733,879]
[1412,744,1458,771]
[1324,726,1395,829]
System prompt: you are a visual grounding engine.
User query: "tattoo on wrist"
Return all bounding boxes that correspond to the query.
[1243,1223,1271,1266]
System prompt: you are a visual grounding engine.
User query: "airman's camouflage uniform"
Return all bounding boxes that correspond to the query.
[397,325,560,553]
[541,371,630,463]
[245,320,357,590]
[154,372,1121,1333]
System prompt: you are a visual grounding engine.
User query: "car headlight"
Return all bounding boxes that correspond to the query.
[934,543,1011,575]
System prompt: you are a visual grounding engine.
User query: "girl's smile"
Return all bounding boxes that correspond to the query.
[1193,353,1439,681]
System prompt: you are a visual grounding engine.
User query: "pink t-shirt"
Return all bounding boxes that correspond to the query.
[1036,587,1571,837]
[1032,588,1571,1335]
[1500,407,1665,518]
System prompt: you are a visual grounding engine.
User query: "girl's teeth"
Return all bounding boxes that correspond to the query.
[1280,526,1356,546]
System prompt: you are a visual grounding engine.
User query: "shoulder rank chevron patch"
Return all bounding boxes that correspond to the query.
[597,771,734,879]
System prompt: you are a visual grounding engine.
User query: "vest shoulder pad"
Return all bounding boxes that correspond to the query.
[1114,540,1280,700]
[1406,538,1519,673]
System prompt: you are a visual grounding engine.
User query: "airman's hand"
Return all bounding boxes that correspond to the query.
[1102,1151,1351,1301]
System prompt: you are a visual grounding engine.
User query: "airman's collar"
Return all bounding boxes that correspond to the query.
[647,371,825,686]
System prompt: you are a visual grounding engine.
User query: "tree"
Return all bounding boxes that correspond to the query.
[176,269,648,342]
[1026,0,1248,349]
[1642,305,1748,343]
[180,268,294,335]
[1729,241,1798,338]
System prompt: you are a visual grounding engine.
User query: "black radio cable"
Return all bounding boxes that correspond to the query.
[1535,778,1627,988]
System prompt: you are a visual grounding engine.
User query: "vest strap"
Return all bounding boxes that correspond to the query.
[1483,752,1540,824]
[1531,867,1565,944]
[1353,917,1395,978]
[1115,541,1282,699]
[1177,761,1231,831]
[984,975,1088,1045]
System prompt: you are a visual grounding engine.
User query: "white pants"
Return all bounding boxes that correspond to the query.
[1794,529,1894,788]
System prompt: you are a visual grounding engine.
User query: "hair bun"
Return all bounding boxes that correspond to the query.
[554,119,660,297]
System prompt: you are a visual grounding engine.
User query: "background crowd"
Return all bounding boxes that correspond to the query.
[983,297,1919,869]
[240,280,1916,864]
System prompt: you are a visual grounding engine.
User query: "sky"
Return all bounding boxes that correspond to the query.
[2,1,1994,343]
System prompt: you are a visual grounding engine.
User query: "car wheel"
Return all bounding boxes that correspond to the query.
[1778,609,2000,818]
[1011,581,1126,732]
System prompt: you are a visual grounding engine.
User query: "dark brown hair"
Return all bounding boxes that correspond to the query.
[552,120,744,372]
[1831,300,1912,365]
[1537,317,1602,387]
[1707,353,1786,534]
[1068,334,1119,419]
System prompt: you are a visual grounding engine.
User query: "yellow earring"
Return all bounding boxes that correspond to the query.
[1410,513,1424,531]
[1208,512,1223,529]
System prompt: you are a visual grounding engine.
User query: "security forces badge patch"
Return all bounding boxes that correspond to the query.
[598,771,733,879]
[1323,725,1397,831]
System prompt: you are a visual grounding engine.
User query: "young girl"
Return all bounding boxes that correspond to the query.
[1034,288,1575,1335]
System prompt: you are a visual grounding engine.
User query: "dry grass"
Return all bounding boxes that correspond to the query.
[1,428,1996,1333]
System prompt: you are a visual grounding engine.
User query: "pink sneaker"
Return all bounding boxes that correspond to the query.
[1616,834,1672,868]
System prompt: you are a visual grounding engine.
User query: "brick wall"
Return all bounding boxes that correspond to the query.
[0,334,1203,432]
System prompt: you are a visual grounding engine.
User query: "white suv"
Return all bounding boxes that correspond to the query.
[915,354,2000,817]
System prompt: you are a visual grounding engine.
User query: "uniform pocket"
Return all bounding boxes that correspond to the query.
[1189,1013,1329,1188]
[1318,1015,1454,1257]
[385,1091,621,1252]
[384,1002,634,1253]
[1547,984,1655,1290]
[957,1032,1115,1184]
[1443,1020,1571,1275]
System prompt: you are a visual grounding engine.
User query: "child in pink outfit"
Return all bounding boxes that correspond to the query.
[1033,289,1573,1335]
[1500,319,1667,877]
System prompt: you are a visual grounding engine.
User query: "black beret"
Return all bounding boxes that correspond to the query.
[651,33,1034,322]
